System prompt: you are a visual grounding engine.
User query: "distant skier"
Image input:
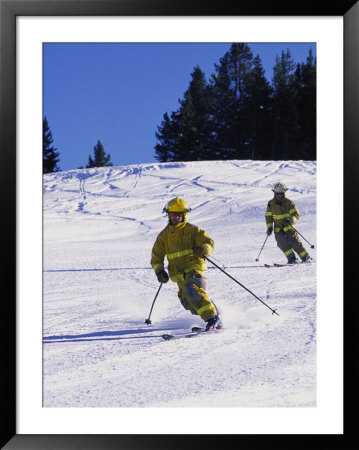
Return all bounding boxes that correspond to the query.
[151,197,222,331]
[265,182,311,264]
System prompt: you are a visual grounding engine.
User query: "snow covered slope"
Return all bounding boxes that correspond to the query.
[42,160,317,411]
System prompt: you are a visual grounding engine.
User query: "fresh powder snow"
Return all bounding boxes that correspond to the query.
[42,160,316,410]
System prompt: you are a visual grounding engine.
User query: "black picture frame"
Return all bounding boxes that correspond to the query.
[1,1,356,448]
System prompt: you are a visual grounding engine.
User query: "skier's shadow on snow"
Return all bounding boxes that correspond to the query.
[43,328,172,344]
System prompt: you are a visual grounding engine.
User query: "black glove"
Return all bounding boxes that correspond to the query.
[156,269,169,283]
[193,245,209,257]
[283,217,293,225]
[266,227,273,236]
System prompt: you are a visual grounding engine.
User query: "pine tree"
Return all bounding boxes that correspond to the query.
[237,54,274,160]
[43,117,60,173]
[294,49,316,159]
[271,50,299,159]
[207,57,233,159]
[176,66,213,161]
[154,112,181,162]
[154,66,213,162]
[86,140,113,168]
[209,43,272,160]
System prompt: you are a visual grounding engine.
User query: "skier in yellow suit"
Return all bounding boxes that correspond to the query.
[265,182,311,264]
[151,197,222,331]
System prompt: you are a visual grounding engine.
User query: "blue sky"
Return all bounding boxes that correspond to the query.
[43,42,316,171]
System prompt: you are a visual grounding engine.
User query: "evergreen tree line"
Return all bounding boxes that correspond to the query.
[43,43,316,173]
[43,117,113,173]
[154,43,316,162]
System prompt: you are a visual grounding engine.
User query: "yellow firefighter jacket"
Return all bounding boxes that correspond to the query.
[151,218,214,283]
[265,196,300,233]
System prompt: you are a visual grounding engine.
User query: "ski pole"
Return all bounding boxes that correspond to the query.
[290,226,315,249]
[255,234,269,261]
[145,283,163,325]
[205,256,279,316]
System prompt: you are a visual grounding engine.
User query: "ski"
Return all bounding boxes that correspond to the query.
[191,326,205,332]
[162,331,201,340]
[264,263,285,267]
[265,263,292,267]
[191,326,224,333]
[162,326,222,341]
[265,260,312,268]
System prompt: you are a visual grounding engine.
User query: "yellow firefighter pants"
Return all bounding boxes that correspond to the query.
[275,228,309,261]
[177,271,217,321]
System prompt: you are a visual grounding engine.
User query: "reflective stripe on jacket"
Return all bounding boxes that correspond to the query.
[265,197,299,232]
[151,219,214,282]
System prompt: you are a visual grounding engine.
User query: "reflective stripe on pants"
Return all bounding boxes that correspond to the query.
[275,228,308,261]
[177,271,217,321]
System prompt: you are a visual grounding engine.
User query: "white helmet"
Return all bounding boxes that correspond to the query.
[272,182,288,194]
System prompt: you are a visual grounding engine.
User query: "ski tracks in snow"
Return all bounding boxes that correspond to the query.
[42,160,317,408]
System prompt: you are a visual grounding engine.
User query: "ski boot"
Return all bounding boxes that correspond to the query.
[301,254,311,263]
[205,315,223,331]
[287,255,298,264]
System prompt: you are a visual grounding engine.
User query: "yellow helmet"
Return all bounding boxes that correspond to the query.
[163,197,191,213]
[272,182,288,194]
